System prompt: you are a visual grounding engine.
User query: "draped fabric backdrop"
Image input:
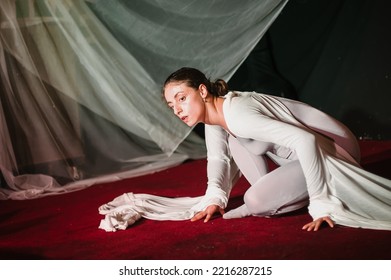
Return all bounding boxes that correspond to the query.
[0,0,288,199]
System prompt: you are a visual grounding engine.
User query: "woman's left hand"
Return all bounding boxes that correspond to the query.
[302,216,334,231]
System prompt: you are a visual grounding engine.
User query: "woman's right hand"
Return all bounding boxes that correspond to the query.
[191,204,225,223]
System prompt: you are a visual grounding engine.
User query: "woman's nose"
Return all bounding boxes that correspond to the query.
[174,105,182,115]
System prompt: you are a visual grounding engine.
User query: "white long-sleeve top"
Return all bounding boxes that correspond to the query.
[204,91,391,229]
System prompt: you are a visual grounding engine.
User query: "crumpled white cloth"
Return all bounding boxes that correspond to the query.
[98,192,217,231]
[99,158,240,232]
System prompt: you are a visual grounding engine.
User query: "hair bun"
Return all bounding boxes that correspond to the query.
[212,79,229,96]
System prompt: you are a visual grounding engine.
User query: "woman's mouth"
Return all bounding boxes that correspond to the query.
[181,116,188,123]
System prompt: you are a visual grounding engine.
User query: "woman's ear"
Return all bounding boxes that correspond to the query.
[198,84,208,99]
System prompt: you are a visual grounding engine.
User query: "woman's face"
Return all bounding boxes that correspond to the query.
[164,82,206,127]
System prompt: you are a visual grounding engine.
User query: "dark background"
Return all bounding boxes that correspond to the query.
[229,0,391,140]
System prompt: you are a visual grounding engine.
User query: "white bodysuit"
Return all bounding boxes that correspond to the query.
[98,91,391,231]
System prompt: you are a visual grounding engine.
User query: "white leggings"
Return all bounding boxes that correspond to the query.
[228,136,308,216]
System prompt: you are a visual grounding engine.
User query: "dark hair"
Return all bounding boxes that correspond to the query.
[162,67,229,97]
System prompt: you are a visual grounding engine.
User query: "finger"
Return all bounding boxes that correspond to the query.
[313,221,321,231]
[219,208,225,216]
[325,217,334,228]
[191,211,205,222]
[310,222,319,231]
[302,222,312,230]
[307,223,315,231]
[204,213,212,223]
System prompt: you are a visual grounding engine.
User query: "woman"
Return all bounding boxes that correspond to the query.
[162,67,391,231]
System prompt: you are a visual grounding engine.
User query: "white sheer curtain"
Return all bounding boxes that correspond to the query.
[0,0,287,199]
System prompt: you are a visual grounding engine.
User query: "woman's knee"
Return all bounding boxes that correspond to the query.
[243,189,272,216]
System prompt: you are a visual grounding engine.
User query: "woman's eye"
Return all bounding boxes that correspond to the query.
[179,96,186,102]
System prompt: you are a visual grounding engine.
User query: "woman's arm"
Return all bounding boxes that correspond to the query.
[189,124,240,220]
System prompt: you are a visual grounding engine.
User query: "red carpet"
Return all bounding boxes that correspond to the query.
[0,140,390,260]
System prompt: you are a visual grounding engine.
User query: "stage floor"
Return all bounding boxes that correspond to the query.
[0,140,390,260]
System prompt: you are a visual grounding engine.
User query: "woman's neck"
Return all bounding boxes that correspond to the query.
[204,97,229,130]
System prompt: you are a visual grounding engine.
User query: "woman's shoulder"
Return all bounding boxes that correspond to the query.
[223,91,276,137]
[224,90,273,113]
[225,90,255,99]
[222,91,265,127]
[224,91,256,108]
